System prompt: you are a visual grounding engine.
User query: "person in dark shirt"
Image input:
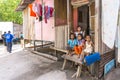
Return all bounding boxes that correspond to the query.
[1,32,7,46]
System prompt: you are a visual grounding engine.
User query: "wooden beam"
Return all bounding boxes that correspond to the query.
[32,51,58,61]
[27,43,54,48]
[95,0,101,53]
[50,47,68,53]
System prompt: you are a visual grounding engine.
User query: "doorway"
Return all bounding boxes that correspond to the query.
[78,5,90,36]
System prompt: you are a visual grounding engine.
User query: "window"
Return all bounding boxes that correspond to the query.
[54,0,67,26]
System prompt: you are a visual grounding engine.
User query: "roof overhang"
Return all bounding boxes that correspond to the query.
[16,0,35,11]
[71,0,89,8]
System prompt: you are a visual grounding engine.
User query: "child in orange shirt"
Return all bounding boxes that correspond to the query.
[74,34,85,58]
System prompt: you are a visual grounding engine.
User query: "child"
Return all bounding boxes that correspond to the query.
[70,30,74,34]
[74,34,85,58]
[80,35,94,60]
[66,33,77,55]
[75,26,84,37]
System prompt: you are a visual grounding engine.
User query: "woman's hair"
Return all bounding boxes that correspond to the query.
[69,33,76,39]
[78,33,83,39]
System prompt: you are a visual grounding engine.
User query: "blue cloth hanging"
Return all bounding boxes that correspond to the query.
[85,52,101,66]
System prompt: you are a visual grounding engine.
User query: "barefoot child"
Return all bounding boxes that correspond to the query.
[66,33,77,55]
[74,34,85,58]
[80,35,94,60]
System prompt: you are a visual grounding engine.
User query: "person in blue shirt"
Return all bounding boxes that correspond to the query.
[5,31,14,53]
[66,33,77,55]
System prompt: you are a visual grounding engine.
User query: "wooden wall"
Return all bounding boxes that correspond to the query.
[23,7,35,40]
[13,24,23,38]
[98,50,115,78]
[55,25,68,49]
[54,0,67,26]
[35,0,55,41]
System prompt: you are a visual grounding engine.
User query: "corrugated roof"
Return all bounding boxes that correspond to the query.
[16,0,35,11]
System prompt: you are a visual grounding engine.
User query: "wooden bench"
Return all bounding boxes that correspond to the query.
[62,54,83,78]
[50,47,83,78]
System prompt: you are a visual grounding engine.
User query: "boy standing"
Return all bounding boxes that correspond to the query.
[5,31,14,53]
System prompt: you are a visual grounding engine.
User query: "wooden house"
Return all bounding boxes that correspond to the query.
[16,0,119,79]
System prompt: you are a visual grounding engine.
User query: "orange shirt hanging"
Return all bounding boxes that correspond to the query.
[29,4,36,17]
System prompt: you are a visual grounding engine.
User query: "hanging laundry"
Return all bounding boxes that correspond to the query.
[39,4,42,17]
[32,3,39,19]
[29,4,36,17]
[44,6,54,23]
[50,7,54,17]
[44,6,48,23]
[46,7,51,19]
[39,16,42,21]
[36,3,42,21]
[32,3,37,14]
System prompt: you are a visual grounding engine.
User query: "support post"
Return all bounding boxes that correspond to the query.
[34,40,36,51]
[76,65,82,78]
[62,59,67,70]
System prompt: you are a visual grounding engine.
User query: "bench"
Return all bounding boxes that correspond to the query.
[62,54,83,78]
[50,47,83,78]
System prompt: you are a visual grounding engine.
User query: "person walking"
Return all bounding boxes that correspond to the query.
[20,32,24,48]
[5,31,14,53]
[1,32,7,46]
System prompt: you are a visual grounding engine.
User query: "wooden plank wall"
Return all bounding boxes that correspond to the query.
[23,6,35,40]
[55,25,68,49]
[98,50,115,78]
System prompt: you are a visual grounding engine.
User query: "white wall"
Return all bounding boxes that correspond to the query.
[0,22,13,39]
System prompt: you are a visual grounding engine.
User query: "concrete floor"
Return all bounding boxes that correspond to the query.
[0,44,119,80]
[0,50,55,80]
[0,49,99,80]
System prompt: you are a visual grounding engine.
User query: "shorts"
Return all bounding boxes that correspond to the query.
[74,45,83,55]
[84,48,93,54]
[66,46,73,51]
